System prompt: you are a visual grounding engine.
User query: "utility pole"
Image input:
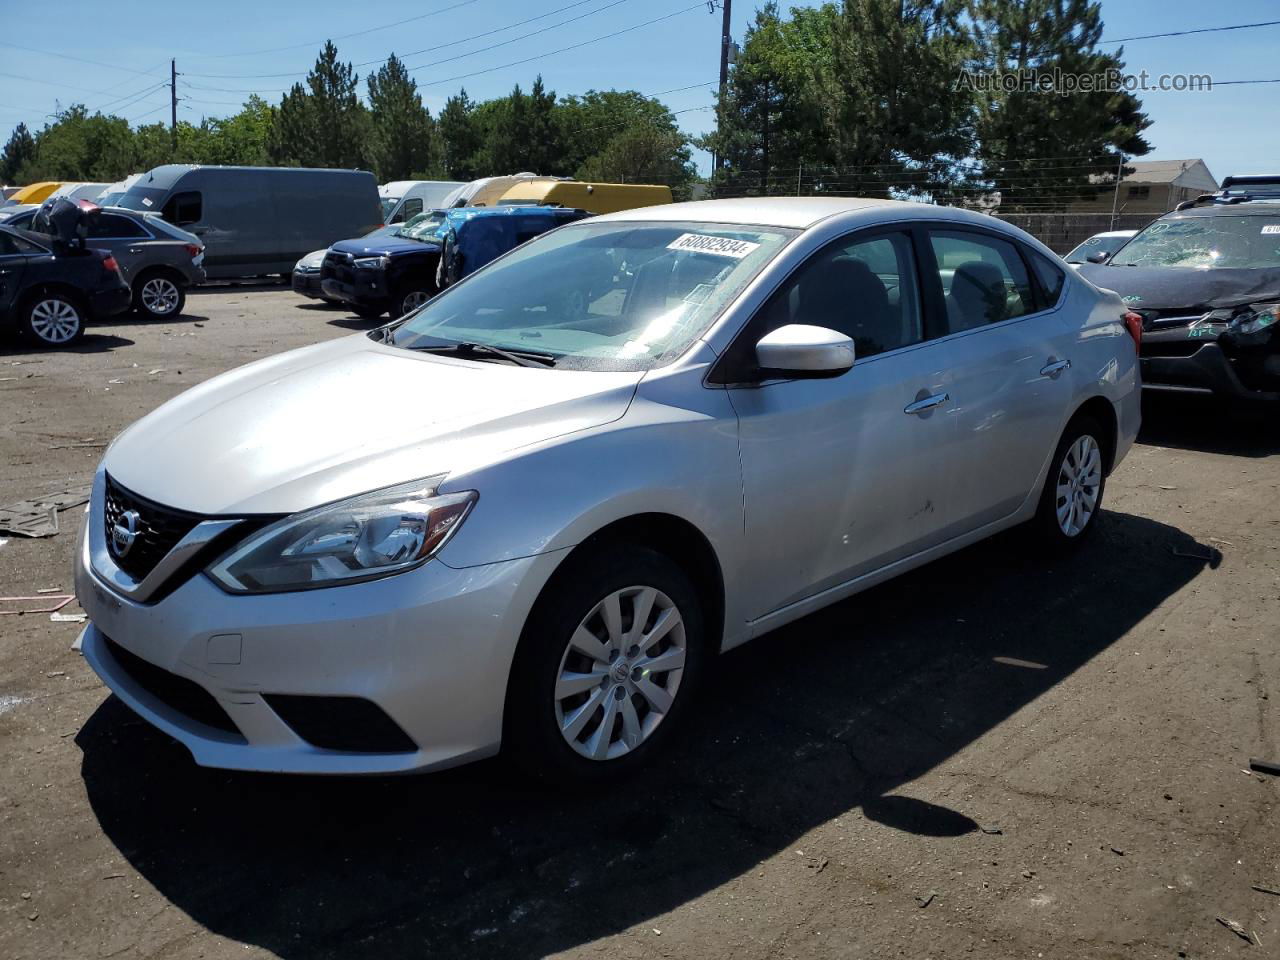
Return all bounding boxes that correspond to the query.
[170,59,178,154]
[1109,153,1124,230]
[716,0,732,172]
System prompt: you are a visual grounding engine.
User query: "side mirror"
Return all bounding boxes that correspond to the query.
[755,324,855,379]
[1086,251,1110,264]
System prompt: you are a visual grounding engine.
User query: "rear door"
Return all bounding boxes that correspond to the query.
[85,212,152,284]
[919,227,1074,530]
[0,230,30,320]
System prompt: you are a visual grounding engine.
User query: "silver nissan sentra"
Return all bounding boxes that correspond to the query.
[75,197,1141,778]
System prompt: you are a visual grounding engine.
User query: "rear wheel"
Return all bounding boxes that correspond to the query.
[1033,416,1107,546]
[21,293,85,347]
[133,273,185,319]
[397,287,432,316]
[506,545,705,781]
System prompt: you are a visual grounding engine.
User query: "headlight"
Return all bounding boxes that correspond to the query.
[1233,303,1279,336]
[353,255,387,269]
[206,477,476,594]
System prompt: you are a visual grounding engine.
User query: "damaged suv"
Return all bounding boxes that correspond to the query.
[1078,175,1280,402]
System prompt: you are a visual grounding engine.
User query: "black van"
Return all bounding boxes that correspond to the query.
[115,165,381,279]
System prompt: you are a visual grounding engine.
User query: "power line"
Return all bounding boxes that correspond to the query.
[0,41,161,76]
[193,0,483,59]
[1103,18,1280,43]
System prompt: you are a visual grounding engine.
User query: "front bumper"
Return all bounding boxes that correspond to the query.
[320,265,391,309]
[291,268,325,299]
[75,498,557,774]
[90,284,133,320]
[1140,340,1280,401]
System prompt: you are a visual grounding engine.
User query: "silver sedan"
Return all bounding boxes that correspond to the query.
[75,197,1141,778]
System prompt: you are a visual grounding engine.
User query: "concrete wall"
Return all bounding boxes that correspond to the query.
[993,212,1161,255]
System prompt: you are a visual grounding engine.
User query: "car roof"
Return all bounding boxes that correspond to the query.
[1166,201,1280,219]
[587,196,914,229]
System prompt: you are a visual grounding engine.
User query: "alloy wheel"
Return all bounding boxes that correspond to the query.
[141,277,180,315]
[1055,434,1101,536]
[401,290,430,314]
[29,299,81,344]
[554,585,687,761]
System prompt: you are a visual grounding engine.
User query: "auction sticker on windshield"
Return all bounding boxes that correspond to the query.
[667,233,762,258]
[1261,225,1280,235]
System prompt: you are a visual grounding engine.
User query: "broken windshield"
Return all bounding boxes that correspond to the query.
[1110,214,1280,269]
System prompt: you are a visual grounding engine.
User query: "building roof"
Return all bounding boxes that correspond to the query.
[1123,159,1218,191]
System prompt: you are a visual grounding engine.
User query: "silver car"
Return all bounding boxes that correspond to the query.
[75,198,1141,778]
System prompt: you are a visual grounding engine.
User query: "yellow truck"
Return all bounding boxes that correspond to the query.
[8,181,66,205]
[496,180,672,214]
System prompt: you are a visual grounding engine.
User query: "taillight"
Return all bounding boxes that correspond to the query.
[102,255,120,274]
[1122,310,1143,350]
[185,243,201,259]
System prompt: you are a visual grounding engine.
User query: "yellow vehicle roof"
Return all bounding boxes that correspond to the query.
[497,180,672,215]
[10,181,65,205]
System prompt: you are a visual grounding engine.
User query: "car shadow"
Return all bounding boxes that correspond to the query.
[77,512,1207,959]
[102,313,211,328]
[0,333,135,357]
[326,315,388,330]
[1138,391,1280,457]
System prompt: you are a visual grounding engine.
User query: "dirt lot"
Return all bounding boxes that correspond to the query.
[1,287,1278,960]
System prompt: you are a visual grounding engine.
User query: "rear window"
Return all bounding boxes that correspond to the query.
[1028,251,1066,307]
[88,214,148,239]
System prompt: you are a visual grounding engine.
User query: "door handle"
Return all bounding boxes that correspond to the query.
[904,392,950,415]
[1040,358,1071,378]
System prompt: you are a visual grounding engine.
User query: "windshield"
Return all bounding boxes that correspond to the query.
[399,210,447,240]
[97,191,124,207]
[388,220,796,371]
[115,186,168,212]
[1110,215,1280,268]
[379,196,402,220]
[1065,234,1132,263]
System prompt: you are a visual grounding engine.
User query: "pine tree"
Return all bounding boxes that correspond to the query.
[969,0,1151,211]
[524,76,562,174]
[368,53,439,180]
[438,89,483,180]
[0,122,36,183]
[269,41,370,169]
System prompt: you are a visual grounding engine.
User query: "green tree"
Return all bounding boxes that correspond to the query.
[486,83,532,173]
[203,96,276,166]
[1,122,36,183]
[19,106,136,181]
[268,41,369,168]
[576,125,698,198]
[968,0,1151,210]
[438,89,483,180]
[368,53,440,180]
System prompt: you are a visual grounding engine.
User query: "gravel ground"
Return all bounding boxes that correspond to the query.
[1,287,1278,960]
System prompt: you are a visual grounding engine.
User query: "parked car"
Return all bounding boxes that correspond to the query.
[321,205,585,318]
[0,214,131,347]
[498,179,672,214]
[114,165,381,279]
[50,182,113,203]
[0,203,36,222]
[293,216,437,302]
[15,202,206,319]
[440,173,542,209]
[97,174,143,208]
[6,181,65,206]
[1077,174,1280,401]
[74,197,1140,778]
[1063,229,1137,266]
[380,180,464,224]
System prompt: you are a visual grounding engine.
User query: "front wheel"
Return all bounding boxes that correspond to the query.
[133,274,186,319]
[398,288,432,317]
[505,545,705,781]
[1033,416,1107,546]
[21,294,85,347]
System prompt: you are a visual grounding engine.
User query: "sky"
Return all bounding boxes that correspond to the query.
[0,0,1278,180]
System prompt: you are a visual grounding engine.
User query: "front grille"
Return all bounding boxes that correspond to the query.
[104,474,202,581]
[322,251,354,285]
[1141,340,1208,358]
[264,694,417,753]
[104,636,242,737]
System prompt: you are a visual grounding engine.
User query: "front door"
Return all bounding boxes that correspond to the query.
[723,228,958,622]
[0,231,30,317]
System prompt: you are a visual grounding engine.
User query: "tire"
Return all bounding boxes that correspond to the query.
[20,292,85,348]
[397,287,433,317]
[505,544,706,782]
[1032,415,1107,547]
[353,304,385,320]
[132,272,186,319]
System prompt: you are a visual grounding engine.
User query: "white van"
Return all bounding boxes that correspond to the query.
[379,180,464,224]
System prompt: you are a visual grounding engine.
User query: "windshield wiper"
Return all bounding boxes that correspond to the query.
[410,341,557,368]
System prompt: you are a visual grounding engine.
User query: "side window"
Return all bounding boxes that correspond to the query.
[928,230,1034,332]
[1027,250,1066,308]
[755,231,923,359]
[0,233,17,256]
[162,191,202,226]
[87,214,147,239]
[400,197,424,220]
[3,232,42,254]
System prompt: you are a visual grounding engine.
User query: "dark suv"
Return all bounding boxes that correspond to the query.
[0,224,131,347]
[1078,174,1280,402]
[7,204,205,319]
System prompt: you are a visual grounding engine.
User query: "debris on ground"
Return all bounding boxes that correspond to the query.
[1111,846,1125,856]
[1249,758,1280,776]
[49,611,87,623]
[1216,916,1253,943]
[1253,884,1280,897]
[915,891,938,908]
[1,594,75,616]
[1171,545,1218,562]
[979,824,1003,835]
[0,485,91,538]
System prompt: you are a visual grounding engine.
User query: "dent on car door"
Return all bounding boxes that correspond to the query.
[724,228,959,622]
[921,228,1074,532]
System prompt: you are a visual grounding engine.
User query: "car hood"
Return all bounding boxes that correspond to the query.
[1077,263,1280,312]
[104,335,642,515]
[328,235,438,258]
